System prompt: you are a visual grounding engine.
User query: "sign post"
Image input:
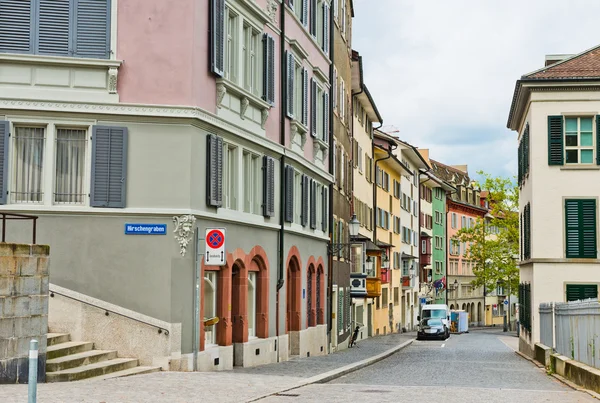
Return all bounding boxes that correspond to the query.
[205,228,226,266]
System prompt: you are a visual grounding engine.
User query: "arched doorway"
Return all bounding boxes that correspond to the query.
[287,256,301,332]
[307,265,316,328]
[470,303,475,324]
[477,302,482,325]
[462,303,467,311]
[317,265,325,324]
[231,261,246,346]
[250,256,269,338]
[450,304,454,310]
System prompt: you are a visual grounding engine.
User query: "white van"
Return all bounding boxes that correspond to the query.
[418,304,450,337]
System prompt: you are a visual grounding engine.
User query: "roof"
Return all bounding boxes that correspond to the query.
[351,50,383,123]
[524,44,600,80]
[374,130,430,170]
[429,159,471,186]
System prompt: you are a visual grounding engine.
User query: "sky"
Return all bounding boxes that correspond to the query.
[351,0,600,179]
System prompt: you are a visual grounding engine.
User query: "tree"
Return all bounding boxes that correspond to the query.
[454,172,519,295]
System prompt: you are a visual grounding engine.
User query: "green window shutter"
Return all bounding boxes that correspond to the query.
[518,141,522,185]
[210,0,225,76]
[74,0,110,59]
[566,284,598,301]
[580,199,597,258]
[38,0,70,56]
[524,203,531,259]
[565,200,581,258]
[548,116,564,165]
[0,0,33,53]
[596,115,600,165]
[0,121,9,205]
[525,124,530,175]
[90,126,128,208]
[262,34,275,105]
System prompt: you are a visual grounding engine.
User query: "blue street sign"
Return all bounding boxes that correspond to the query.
[125,224,167,235]
[420,297,427,305]
[503,299,509,306]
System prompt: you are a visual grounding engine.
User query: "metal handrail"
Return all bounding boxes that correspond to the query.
[1,212,38,244]
[50,290,169,336]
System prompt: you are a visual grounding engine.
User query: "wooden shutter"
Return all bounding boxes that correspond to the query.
[206,134,223,207]
[322,3,329,55]
[301,0,308,26]
[284,165,294,222]
[310,180,316,229]
[301,174,309,227]
[517,140,522,185]
[0,121,9,205]
[548,115,564,166]
[310,78,317,137]
[565,199,597,258]
[303,68,309,126]
[210,0,225,76]
[0,0,32,53]
[310,0,317,36]
[74,0,110,59]
[596,115,600,165]
[566,284,598,302]
[323,92,329,142]
[286,51,295,118]
[262,156,275,217]
[90,126,128,208]
[524,203,531,260]
[38,0,70,56]
[524,124,530,176]
[262,34,275,105]
[321,186,328,232]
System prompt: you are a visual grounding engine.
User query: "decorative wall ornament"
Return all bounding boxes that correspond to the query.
[261,108,269,129]
[173,215,196,257]
[108,67,118,94]
[313,141,322,161]
[290,123,299,145]
[216,83,227,108]
[240,97,249,119]
[266,0,278,24]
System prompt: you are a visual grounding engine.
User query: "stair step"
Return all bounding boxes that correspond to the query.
[46,349,118,372]
[47,333,70,346]
[89,365,162,381]
[47,341,94,360]
[46,358,139,382]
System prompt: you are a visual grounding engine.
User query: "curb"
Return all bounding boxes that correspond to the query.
[247,338,414,402]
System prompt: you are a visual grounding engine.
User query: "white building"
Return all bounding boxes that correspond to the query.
[507,45,600,357]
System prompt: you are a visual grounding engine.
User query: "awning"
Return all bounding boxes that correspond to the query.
[402,252,418,259]
[376,241,394,248]
[350,235,383,252]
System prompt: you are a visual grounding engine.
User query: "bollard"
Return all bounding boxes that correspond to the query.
[28,339,38,403]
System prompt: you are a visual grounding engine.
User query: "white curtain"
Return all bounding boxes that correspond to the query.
[55,129,86,204]
[13,127,45,203]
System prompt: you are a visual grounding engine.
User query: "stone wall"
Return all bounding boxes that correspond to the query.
[0,243,50,384]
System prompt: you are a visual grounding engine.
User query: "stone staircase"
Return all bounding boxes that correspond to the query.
[46,333,161,382]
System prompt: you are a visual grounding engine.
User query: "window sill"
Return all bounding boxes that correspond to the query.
[290,120,309,151]
[0,52,122,68]
[560,165,600,171]
[216,79,271,127]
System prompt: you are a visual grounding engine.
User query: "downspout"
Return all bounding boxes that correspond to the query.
[276,1,286,363]
[327,0,335,347]
[445,188,457,307]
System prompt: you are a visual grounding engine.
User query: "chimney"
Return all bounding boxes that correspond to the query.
[451,164,468,174]
[545,54,572,67]
[418,149,430,164]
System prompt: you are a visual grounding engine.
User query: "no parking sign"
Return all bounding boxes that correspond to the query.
[205,228,226,265]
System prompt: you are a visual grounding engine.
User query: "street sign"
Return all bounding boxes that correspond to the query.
[503,299,509,306]
[125,223,167,235]
[205,228,226,265]
[419,297,427,305]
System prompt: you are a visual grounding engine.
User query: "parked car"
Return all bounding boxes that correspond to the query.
[417,318,449,340]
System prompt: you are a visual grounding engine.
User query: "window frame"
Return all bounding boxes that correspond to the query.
[564,116,595,165]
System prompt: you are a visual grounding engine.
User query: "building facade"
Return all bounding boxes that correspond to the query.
[507,45,600,356]
[0,0,332,371]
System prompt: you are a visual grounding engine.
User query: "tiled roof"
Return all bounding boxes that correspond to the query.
[429,159,470,186]
[526,45,600,80]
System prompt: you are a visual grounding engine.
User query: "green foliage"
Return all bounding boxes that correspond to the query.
[454,172,519,294]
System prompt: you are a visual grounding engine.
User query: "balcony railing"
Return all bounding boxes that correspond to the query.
[420,254,431,265]
[366,277,382,298]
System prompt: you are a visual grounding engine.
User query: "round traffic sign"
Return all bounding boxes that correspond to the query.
[206,229,225,249]
[503,299,509,305]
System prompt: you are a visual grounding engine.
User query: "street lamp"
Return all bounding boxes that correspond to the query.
[328,214,360,255]
[453,279,459,310]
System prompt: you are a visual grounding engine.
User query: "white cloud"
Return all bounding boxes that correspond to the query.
[352,0,600,177]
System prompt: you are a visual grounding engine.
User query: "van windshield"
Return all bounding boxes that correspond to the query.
[422,309,446,319]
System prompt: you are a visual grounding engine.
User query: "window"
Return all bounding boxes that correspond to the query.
[394,287,399,305]
[243,151,260,214]
[566,284,598,302]
[55,128,87,204]
[12,127,45,203]
[382,287,388,305]
[565,199,597,258]
[357,145,363,173]
[223,143,238,209]
[248,271,257,337]
[204,271,218,346]
[0,0,111,59]
[225,8,238,82]
[461,216,466,229]
[393,180,401,199]
[383,172,389,192]
[565,117,594,164]
[365,155,372,183]
[451,213,457,229]
[242,24,260,96]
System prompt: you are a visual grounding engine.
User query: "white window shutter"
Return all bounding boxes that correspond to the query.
[323,92,329,142]
[286,51,295,118]
[303,68,309,126]
[0,121,9,205]
[310,78,317,137]
[322,3,329,55]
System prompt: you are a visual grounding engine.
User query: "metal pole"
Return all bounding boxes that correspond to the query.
[192,228,200,372]
[507,284,511,331]
[28,339,38,403]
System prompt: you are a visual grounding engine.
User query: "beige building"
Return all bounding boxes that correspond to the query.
[507,45,600,356]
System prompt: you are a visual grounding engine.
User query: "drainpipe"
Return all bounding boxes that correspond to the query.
[276,1,286,363]
[445,188,457,307]
[326,1,335,349]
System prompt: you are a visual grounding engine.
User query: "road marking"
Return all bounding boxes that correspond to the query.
[441,343,445,348]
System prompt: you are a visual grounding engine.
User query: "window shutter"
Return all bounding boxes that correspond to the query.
[333,68,337,110]
[38,0,70,56]
[301,0,308,26]
[262,156,275,217]
[566,284,598,302]
[322,3,329,55]
[322,186,328,232]
[524,203,531,260]
[303,68,309,126]
[284,165,294,222]
[74,0,110,59]
[0,121,9,205]
[90,126,128,208]
[565,200,581,258]
[581,199,597,258]
[596,115,600,165]
[310,78,317,137]
[310,179,316,229]
[323,92,329,142]
[524,124,530,176]
[206,134,223,207]
[0,0,32,53]
[333,0,338,19]
[209,0,225,76]
[517,141,522,185]
[262,34,276,105]
[286,51,295,118]
[548,115,564,165]
[310,0,317,36]
[301,174,309,227]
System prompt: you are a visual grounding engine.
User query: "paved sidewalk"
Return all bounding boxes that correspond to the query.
[0,332,414,403]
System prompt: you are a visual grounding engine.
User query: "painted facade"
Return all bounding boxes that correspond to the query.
[0,0,332,370]
[507,45,600,357]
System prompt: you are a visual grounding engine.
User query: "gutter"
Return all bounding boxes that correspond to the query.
[327,1,335,345]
